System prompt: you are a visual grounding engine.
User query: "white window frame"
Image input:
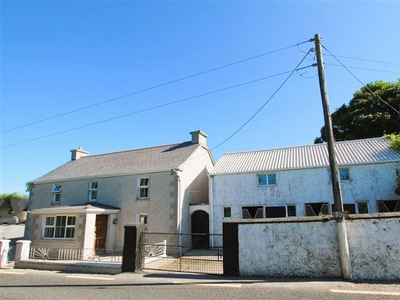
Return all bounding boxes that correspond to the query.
[328,168,350,181]
[52,185,62,203]
[136,213,148,224]
[88,181,98,201]
[43,215,76,239]
[137,177,149,199]
[257,173,277,186]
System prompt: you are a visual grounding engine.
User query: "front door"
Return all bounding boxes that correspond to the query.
[191,210,209,249]
[94,215,108,250]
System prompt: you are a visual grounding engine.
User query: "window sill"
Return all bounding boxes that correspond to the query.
[136,198,150,201]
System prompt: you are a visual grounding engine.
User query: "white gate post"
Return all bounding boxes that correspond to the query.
[0,240,11,268]
[15,240,31,265]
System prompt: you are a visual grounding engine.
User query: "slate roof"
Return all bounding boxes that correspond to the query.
[211,137,400,175]
[32,142,202,183]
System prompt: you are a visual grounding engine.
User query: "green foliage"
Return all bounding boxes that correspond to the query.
[315,79,400,143]
[395,169,400,196]
[387,133,400,196]
[386,133,400,151]
[25,182,32,193]
[0,193,28,214]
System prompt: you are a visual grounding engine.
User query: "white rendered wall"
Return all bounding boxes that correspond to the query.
[235,214,400,281]
[212,162,400,234]
[346,215,400,281]
[238,220,342,278]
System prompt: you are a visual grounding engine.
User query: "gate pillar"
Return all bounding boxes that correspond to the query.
[0,240,11,268]
[121,223,146,273]
[223,222,239,276]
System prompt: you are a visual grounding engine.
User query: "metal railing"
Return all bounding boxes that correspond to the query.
[141,232,223,274]
[29,247,123,263]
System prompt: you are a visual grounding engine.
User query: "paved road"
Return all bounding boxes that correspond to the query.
[0,224,25,243]
[1,269,400,299]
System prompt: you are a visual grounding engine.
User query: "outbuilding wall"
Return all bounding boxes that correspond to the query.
[212,162,399,235]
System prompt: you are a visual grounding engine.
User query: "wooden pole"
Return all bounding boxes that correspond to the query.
[314,33,352,280]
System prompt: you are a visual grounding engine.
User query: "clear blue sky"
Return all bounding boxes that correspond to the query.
[1,0,399,195]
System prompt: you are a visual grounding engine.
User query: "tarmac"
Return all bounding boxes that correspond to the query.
[0,224,25,244]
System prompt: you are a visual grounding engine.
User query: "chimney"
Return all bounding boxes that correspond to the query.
[190,130,208,146]
[70,147,89,161]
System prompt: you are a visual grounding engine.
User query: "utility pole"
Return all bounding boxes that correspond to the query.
[314,33,352,280]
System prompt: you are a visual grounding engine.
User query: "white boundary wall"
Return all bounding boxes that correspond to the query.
[236,213,400,281]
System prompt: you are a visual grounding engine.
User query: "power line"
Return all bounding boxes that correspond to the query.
[211,49,314,152]
[1,65,315,149]
[322,44,400,115]
[325,54,400,66]
[325,63,400,75]
[2,40,313,134]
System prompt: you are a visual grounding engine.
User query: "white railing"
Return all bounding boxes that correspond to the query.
[29,247,122,263]
[144,240,167,258]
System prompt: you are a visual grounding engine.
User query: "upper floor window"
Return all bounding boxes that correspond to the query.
[52,185,62,203]
[89,181,98,201]
[257,174,277,186]
[328,168,350,181]
[43,216,75,239]
[138,177,149,199]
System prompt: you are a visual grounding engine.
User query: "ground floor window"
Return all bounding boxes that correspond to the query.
[377,200,400,212]
[223,207,231,218]
[357,202,369,214]
[242,206,263,219]
[136,213,148,224]
[265,205,296,218]
[330,202,369,214]
[242,205,297,219]
[43,216,76,239]
[305,202,330,216]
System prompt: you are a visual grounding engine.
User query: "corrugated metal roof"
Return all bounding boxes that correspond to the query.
[32,142,202,183]
[211,137,400,175]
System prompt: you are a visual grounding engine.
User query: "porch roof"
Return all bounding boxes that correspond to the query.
[29,203,120,215]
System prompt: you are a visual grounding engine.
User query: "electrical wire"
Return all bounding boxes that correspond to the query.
[211,49,314,152]
[1,65,315,149]
[325,54,400,66]
[325,63,400,75]
[322,44,400,115]
[2,40,313,134]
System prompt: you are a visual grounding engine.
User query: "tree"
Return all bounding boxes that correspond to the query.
[314,79,400,143]
[386,133,400,196]
[0,193,27,214]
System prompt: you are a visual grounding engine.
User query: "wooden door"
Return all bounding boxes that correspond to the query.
[94,215,108,250]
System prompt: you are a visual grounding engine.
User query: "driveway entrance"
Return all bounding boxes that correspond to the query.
[141,232,223,275]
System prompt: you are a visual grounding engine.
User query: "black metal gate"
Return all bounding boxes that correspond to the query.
[141,232,223,275]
